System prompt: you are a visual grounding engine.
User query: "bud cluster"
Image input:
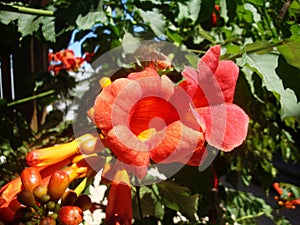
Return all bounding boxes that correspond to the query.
[15,168,92,225]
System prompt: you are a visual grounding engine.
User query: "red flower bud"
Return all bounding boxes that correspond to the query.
[20,167,42,192]
[74,194,92,211]
[47,171,70,202]
[17,189,36,207]
[58,206,83,225]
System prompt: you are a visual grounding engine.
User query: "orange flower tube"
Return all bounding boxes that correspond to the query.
[26,141,79,167]
[106,169,132,225]
[26,134,101,168]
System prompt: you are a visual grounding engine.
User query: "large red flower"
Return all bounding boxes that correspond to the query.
[94,67,204,178]
[93,45,249,178]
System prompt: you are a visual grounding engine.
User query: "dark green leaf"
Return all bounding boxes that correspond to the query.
[278,40,300,69]
[157,181,199,221]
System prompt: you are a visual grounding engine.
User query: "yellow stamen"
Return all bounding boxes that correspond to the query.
[99,77,112,89]
[137,128,156,141]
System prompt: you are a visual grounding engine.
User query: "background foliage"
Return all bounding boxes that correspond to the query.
[1,0,300,224]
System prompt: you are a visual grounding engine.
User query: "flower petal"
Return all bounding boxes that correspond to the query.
[197,103,249,151]
[149,121,204,164]
[214,60,239,103]
[127,65,159,80]
[94,78,132,132]
[180,45,239,107]
[200,45,220,73]
[106,125,150,178]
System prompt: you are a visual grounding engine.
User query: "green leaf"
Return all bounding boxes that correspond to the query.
[0,10,19,25]
[139,8,166,37]
[157,181,199,221]
[177,2,189,25]
[220,0,228,23]
[278,40,300,69]
[122,32,140,54]
[18,14,42,37]
[246,0,264,6]
[132,186,164,220]
[76,11,106,30]
[237,53,300,119]
[187,0,202,23]
[42,17,55,42]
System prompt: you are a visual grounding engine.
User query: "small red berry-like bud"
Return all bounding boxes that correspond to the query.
[74,194,92,211]
[61,190,78,206]
[58,206,83,225]
[20,167,42,192]
[40,216,56,225]
[17,189,37,207]
[47,171,70,202]
[33,185,48,200]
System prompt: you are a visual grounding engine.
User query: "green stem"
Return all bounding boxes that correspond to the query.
[0,3,54,16]
[224,40,287,61]
[7,90,55,107]
[136,186,145,225]
[235,211,265,222]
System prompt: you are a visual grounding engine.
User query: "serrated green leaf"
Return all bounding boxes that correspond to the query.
[18,14,42,37]
[0,10,19,25]
[139,8,166,37]
[237,53,300,119]
[42,17,55,42]
[278,40,300,69]
[157,181,199,221]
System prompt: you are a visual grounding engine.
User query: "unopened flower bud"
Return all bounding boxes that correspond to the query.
[58,206,83,225]
[74,194,92,211]
[17,189,36,207]
[40,216,56,225]
[33,185,48,200]
[20,167,42,192]
[47,171,70,202]
[61,190,78,206]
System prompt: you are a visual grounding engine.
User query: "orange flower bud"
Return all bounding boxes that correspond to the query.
[20,167,42,192]
[58,206,83,225]
[47,171,70,202]
[26,141,78,167]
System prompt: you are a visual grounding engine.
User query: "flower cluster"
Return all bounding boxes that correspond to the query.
[89,45,249,178]
[48,49,94,75]
[0,134,102,224]
[0,45,249,225]
[273,182,300,209]
[85,45,248,224]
